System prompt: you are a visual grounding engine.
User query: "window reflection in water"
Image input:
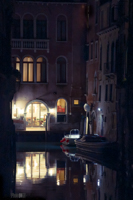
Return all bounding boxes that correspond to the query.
[16,152,66,186]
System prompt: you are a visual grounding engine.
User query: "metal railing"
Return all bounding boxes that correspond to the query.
[11,39,49,53]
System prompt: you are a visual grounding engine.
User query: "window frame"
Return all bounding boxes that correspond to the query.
[56,57,67,84]
[57,15,67,42]
[56,98,67,123]
[36,57,47,83]
[23,57,34,83]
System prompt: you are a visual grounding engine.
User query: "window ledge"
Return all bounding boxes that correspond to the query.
[56,83,67,86]
[21,82,48,84]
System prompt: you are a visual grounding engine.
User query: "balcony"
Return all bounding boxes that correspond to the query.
[104,62,116,78]
[11,39,49,53]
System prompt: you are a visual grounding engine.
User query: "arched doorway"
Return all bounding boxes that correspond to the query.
[25,100,49,128]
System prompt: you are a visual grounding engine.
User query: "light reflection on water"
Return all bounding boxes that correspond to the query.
[15,144,124,200]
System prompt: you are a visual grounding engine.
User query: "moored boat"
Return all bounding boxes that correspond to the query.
[60,129,80,146]
[75,134,118,155]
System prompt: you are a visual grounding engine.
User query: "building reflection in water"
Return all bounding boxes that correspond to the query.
[16,148,133,200]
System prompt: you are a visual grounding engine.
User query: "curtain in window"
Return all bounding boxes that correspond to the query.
[29,63,33,82]
[23,63,27,82]
[37,57,47,83]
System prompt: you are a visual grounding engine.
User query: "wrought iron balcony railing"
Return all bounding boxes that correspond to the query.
[11,39,49,53]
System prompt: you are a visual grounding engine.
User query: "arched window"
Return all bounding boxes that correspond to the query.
[12,57,20,82]
[12,15,20,39]
[23,57,33,82]
[57,57,66,83]
[12,57,20,71]
[23,14,33,39]
[36,15,47,39]
[36,57,47,83]
[57,15,66,41]
[57,98,67,122]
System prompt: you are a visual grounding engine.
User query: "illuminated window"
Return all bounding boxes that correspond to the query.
[36,15,47,39]
[12,57,20,71]
[23,57,33,82]
[36,57,47,82]
[73,177,78,184]
[23,14,33,39]
[74,100,79,105]
[57,98,67,122]
[57,57,66,83]
[57,15,66,41]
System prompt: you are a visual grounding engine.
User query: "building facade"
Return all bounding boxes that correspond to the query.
[11,0,87,131]
[86,0,119,142]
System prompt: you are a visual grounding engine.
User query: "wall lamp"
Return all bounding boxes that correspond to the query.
[98,108,102,111]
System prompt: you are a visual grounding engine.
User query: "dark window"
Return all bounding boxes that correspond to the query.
[100,46,102,70]
[12,19,20,38]
[101,11,104,29]
[57,57,66,83]
[106,43,109,69]
[109,84,113,101]
[105,85,108,101]
[95,42,98,59]
[23,19,33,39]
[111,42,115,72]
[95,2,98,24]
[36,57,47,83]
[57,16,66,41]
[91,43,93,60]
[99,85,101,101]
[36,20,47,39]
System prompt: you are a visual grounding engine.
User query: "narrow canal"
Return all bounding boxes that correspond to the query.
[14,142,133,200]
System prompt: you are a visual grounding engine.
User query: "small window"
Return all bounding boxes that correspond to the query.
[95,2,98,24]
[23,14,33,39]
[74,100,79,105]
[95,41,98,59]
[36,57,47,83]
[99,85,101,101]
[100,10,104,29]
[91,43,93,60]
[57,99,67,122]
[100,45,102,70]
[12,57,20,82]
[36,15,47,39]
[109,84,113,101]
[12,16,20,39]
[57,15,66,41]
[57,57,66,83]
[23,57,33,82]
[105,85,108,101]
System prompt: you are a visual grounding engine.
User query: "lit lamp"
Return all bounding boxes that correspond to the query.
[84,103,90,135]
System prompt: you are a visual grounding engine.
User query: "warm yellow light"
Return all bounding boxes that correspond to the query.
[50,108,55,114]
[74,100,79,105]
[73,178,78,183]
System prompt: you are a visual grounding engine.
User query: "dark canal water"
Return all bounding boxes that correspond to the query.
[13,142,133,200]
